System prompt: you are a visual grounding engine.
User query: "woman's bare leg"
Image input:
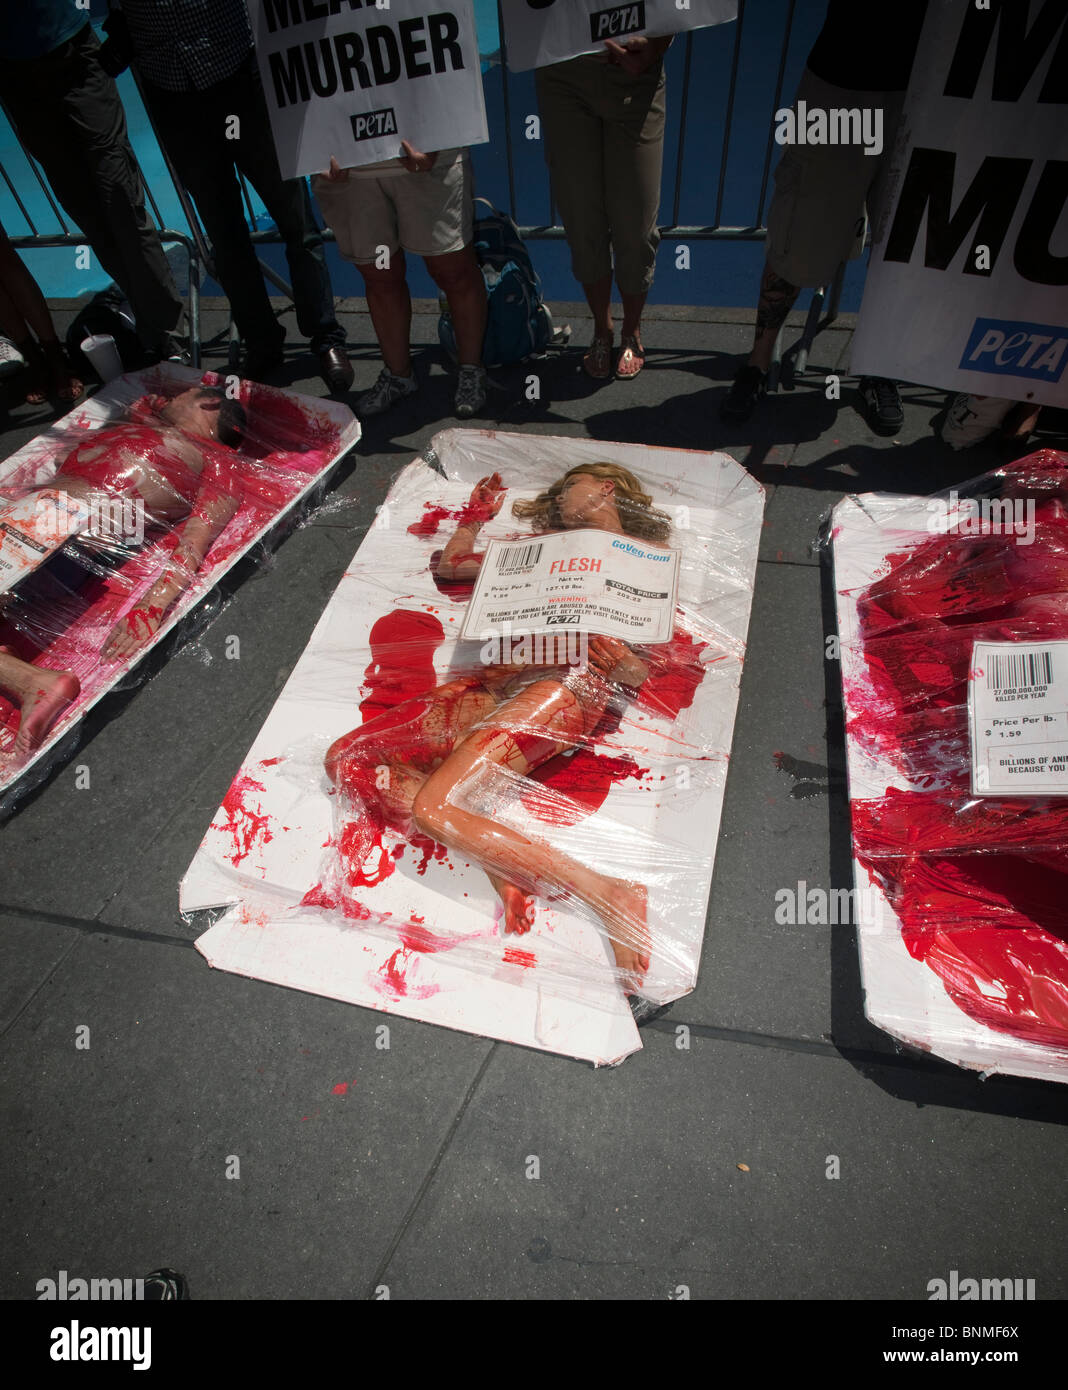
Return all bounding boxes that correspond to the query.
[410,678,650,989]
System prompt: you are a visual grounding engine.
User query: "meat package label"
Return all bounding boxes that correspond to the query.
[969,640,1068,797]
[460,527,680,644]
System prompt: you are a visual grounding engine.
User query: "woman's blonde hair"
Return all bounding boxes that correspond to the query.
[512,462,671,544]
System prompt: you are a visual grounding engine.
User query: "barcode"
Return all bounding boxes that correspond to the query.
[496,542,543,574]
[987,650,1053,691]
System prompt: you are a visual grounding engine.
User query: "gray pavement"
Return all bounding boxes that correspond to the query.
[1,300,1066,1302]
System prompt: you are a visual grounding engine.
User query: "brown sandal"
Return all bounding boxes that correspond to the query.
[583,336,613,380]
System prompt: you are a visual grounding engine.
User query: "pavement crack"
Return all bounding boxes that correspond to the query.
[365,1044,498,1299]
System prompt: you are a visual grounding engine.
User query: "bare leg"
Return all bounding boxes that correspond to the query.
[0,651,80,757]
[583,272,613,342]
[749,262,801,371]
[358,254,414,378]
[411,679,650,990]
[425,248,487,367]
[619,288,647,345]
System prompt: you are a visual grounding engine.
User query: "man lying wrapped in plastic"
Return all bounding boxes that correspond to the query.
[323,463,691,995]
[845,449,1068,1059]
[0,375,356,774]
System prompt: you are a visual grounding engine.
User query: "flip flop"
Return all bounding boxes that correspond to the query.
[582,337,613,380]
[615,335,645,380]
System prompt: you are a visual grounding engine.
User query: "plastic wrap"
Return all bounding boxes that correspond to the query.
[181,430,765,1065]
[830,449,1068,1081]
[0,365,359,801]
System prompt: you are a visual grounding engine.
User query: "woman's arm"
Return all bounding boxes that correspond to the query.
[434,472,505,583]
[102,485,239,659]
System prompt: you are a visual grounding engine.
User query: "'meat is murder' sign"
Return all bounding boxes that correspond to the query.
[249,0,488,178]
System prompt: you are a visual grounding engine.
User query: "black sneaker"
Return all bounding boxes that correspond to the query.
[142,1268,189,1300]
[720,364,767,422]
[859,377,904,436]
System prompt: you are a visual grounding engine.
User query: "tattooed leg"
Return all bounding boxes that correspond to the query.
[750,263,800,370]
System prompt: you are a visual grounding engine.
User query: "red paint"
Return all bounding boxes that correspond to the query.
[522,750,646,825]
[220,773,274,866]
[503,947,537,968]
[638,626,709,719]
[374,947,440,1000]
[359,610,445,720]
[332,1082,349,1095]
[261,755,285,767]
[850,450,1068,1050]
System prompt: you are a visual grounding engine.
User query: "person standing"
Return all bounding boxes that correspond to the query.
[535,36,672,381]
[106,0,351,391]
[720,0,929,434]
[313,144,488,419]
[0,0,185,363]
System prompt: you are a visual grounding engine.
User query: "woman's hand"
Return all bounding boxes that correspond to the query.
[400,140,438,173]
[461,471,505,525]
[603,35,670,75]
[587,635,648,688]
[324,156,349,182]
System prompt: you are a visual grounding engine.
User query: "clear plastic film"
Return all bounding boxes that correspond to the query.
[181,429,765,1062]
[0,364,359,801]
[829,449,1068,1070]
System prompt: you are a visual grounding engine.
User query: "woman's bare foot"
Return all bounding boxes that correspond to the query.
[601,879,650,993]
[487,871,536,934]
[13,668,80,758]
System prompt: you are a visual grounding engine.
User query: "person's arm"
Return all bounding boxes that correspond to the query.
[434,472,505,583]
[602,34,673,76]
[102,485,239,660]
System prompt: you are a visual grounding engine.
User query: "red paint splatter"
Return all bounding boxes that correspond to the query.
[220,773,274,866]
[849,450,1068,1050]
[522,750,646,825]
[260,755,285,767]
[503,947,537,968]
[374,947,440,1000]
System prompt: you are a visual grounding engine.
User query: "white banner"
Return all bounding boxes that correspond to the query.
[501,0,737,72]
[852,0,1068,407]
[460,528,680,643]
[249,0,489,178]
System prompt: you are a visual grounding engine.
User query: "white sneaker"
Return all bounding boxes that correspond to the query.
[356,366,418,417]
[454,364,487,419]
[0,336,26,380]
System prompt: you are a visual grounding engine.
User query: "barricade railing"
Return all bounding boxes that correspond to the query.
[1,2,843,384]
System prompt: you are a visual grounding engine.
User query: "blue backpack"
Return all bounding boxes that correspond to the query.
[439,199,554,368]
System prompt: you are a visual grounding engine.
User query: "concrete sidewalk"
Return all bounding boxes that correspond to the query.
[1,301,1065,1301]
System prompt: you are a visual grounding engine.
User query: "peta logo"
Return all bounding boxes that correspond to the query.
[961,318,1067,383]
[351,108,397,142]
[590,3,646,42]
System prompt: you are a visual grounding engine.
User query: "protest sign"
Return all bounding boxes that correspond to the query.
[248,0,488,178]
[852,0,1068,407]
[500,0,737,72]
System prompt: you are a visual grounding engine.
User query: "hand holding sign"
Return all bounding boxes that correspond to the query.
[399,140,439,173]
[603,36,668,75]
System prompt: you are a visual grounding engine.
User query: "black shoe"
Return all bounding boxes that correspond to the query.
[720,364,767,422]
[319,345,354,394]
[243,341,285,382]
[859,377,904,436]
[142,1268,189,1300]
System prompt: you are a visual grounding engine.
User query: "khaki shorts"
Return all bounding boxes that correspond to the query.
[765,69,904,287]
[312,148,474,263]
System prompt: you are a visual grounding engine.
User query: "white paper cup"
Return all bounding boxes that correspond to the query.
[80,334,124,383]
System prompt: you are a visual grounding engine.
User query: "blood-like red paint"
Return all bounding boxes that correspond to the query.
[220,773,274,866]
[850,450,1068,1050]
[503,947,537,968]
[522,750,646,825]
